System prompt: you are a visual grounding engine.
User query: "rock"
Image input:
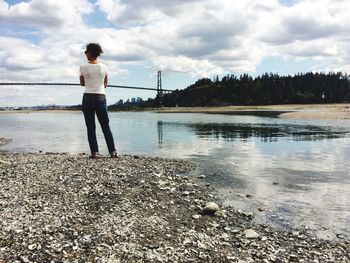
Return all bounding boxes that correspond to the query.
[81,235,92,245]
[238,209,254,218]
[20,256,31,263]
[183,238,192,246]
[214,210,227,218]
[336,233,346,239]
[244,229,260,239]
[192,214,201,220]
[202,202,219,215]
[198,175,206,179]
[289,254,299,261]
[220,233,230,241]
[0,160,11,165]
[28,244,37,250]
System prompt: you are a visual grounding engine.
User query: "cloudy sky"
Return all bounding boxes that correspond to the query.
[1,0,350,106]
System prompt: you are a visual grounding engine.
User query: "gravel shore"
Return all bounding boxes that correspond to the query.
[0,151,349,262]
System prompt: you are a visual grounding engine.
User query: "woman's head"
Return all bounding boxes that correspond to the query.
[85,43,103,59]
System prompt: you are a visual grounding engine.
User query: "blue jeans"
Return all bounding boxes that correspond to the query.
[82,93,116,154]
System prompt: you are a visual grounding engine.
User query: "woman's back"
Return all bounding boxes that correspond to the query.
[80,63,108,94]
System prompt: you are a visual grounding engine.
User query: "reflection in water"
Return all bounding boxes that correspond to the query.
[158,121,349,142]
[156,119,350,240]
[157,121,163,147]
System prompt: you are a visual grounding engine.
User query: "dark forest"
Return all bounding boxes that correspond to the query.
[150,72,350,107]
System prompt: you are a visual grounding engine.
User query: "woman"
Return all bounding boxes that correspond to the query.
[79,43,117,158]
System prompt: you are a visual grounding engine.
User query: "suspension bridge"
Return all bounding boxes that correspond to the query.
[0,71,171,101]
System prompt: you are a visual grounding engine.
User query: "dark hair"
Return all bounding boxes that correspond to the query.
[85,43,103,58]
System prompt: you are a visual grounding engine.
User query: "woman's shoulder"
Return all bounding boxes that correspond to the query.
[80,63,107,72]
[99,62,108,69]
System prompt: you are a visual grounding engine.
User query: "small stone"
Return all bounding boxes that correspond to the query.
[244,229,260,239]
[202,202,219,215]
[28,244,37,250]
[220,233,230,241]
[238,209,254,218]
[192,214,201,219]
[289,254,299,261]
[336,233,346,239]
[261,236,268,241]
[181,191,190,196]
[81,235,92,245]
[183,238,192,246]
[214,210,227,218]
[198,175,206,179]
[20,256,31,263]
[0,160,10,165]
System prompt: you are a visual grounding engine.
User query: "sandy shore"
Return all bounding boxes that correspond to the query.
[153,103,350,120]
[0,151,349,262]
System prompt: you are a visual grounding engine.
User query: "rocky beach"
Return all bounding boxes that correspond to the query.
[0,138,349,262]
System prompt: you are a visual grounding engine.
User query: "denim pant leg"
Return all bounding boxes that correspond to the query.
[82,97,99,154]
[95,96,116,154]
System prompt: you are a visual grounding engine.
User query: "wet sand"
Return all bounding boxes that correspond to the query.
[153,103,350,120]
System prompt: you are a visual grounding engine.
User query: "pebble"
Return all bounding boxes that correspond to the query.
[202,202,220,215]
[28,244,37,250]
[192,214,201,220]
[214,210,227,218]
[244,229,260,239]
[20,256,31,263]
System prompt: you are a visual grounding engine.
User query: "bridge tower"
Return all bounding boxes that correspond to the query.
[156,71,163,107]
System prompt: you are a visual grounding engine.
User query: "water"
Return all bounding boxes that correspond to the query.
[0,111,349,240]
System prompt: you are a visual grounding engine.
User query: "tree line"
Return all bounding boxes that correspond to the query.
[145,72,350,107]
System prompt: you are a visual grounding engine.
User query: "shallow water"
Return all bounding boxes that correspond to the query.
[0,111,349,240]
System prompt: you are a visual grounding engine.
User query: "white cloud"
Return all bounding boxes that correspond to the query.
[0,0,93,29]
[1,0,350,105]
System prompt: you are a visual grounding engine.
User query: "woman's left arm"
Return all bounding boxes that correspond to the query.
[80,75,85,86]
[104,75,108,88]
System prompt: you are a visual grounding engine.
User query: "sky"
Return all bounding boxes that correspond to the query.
[0,0,350,107]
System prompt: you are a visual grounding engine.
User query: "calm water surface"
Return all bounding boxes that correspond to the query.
[0,111,349,240]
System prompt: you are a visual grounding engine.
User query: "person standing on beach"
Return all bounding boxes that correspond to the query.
[79,43,117,159]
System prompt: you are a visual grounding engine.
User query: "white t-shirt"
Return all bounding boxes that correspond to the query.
[79,63,108,94]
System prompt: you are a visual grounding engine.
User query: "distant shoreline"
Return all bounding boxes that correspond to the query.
[1,103,350,119]
[152,103,350,119]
